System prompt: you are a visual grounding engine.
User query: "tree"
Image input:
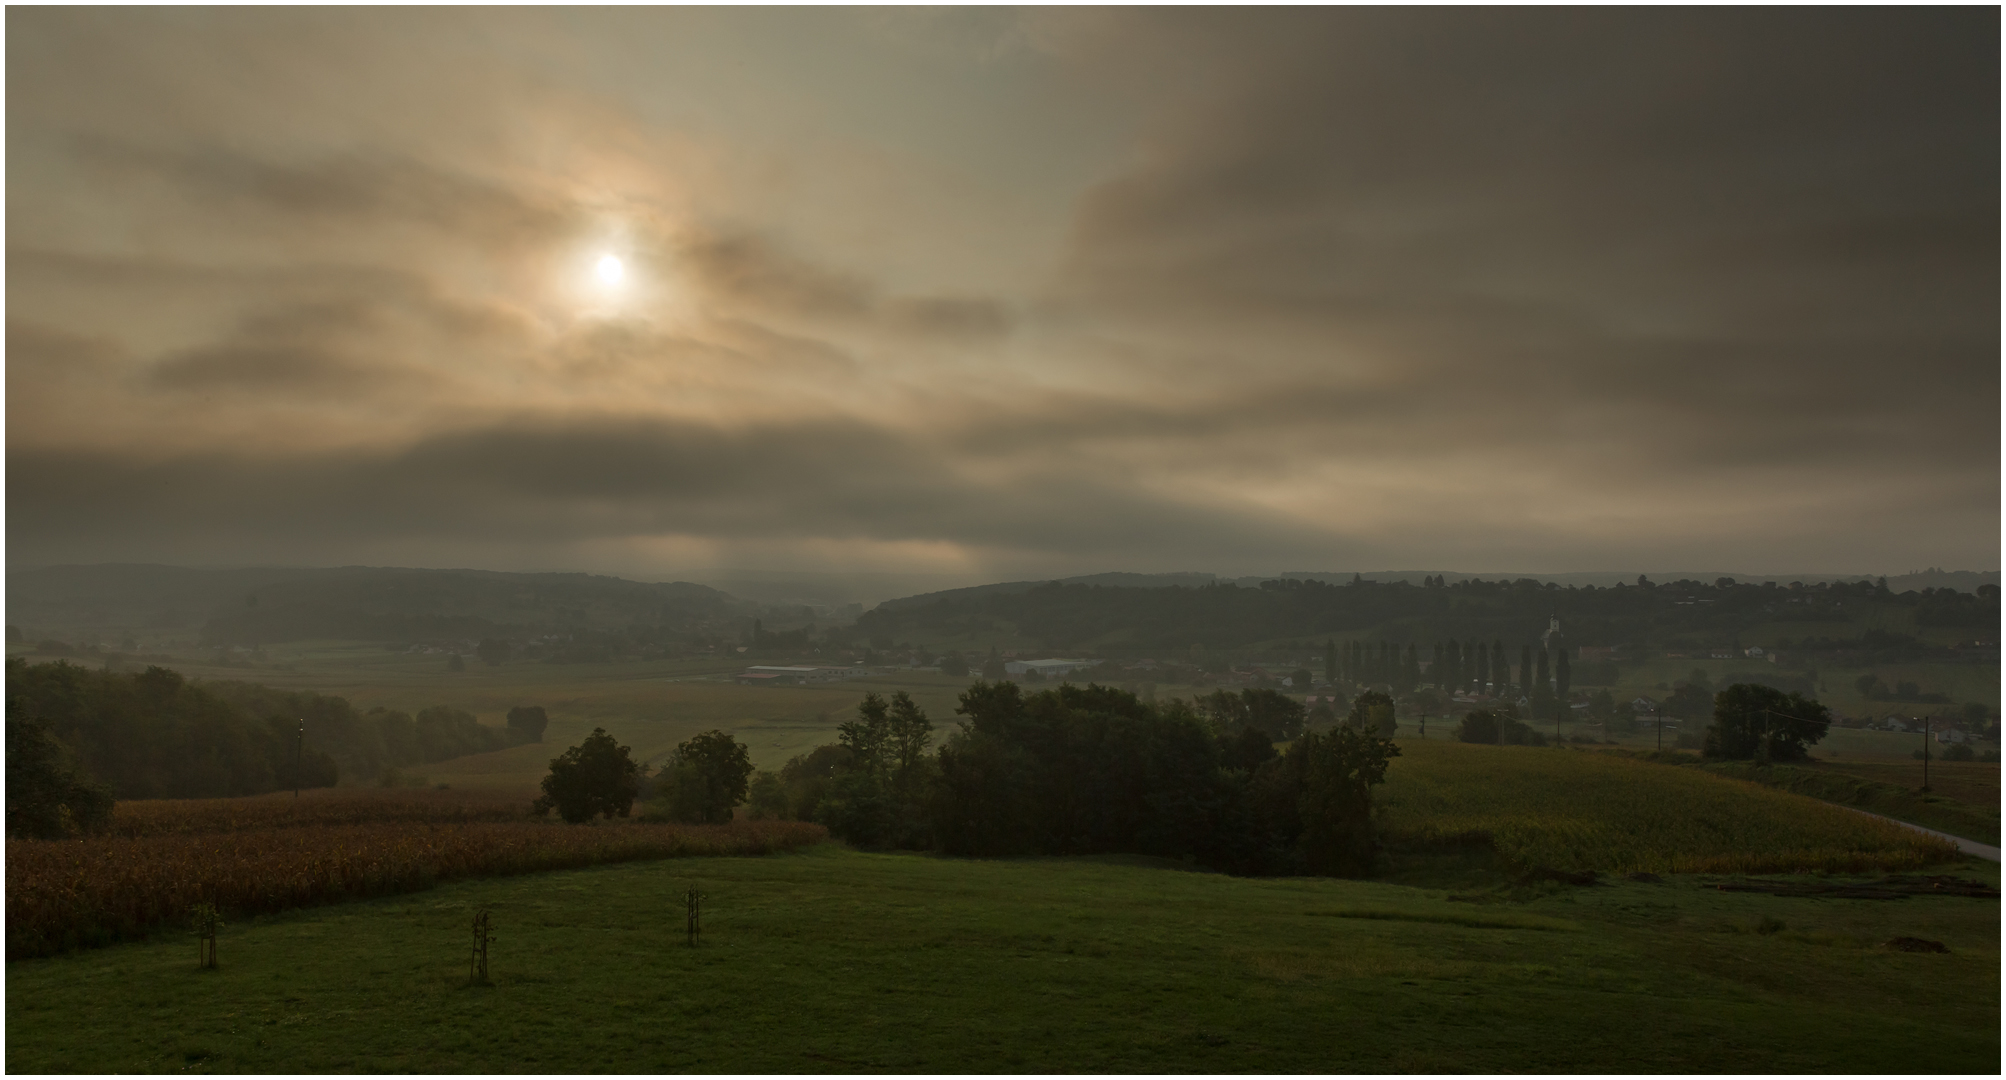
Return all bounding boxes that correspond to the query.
[1663,681,1713,720]
[1554,651,1572,710]
[533,727,640,823]
[939,650,969,677]
[6,712,113,838]
[745,769,788,818]
[839,693,893,777]
[1324,639,1337,685]
[1704,684,1829,762]
[1346,690,1396,737]
[446,653,465,672]
[1289,667,1314,690]
[665,729,755,824]
[1535,647,1550,692]
[1202,688,1305,740]
[981,647,1007,680]
[506,705,550,743]
[1245,688,1308,740]
[476,638,512,667]
[1254,722,1401,875]
[1520,645,1533,697]
[886,691,934,788]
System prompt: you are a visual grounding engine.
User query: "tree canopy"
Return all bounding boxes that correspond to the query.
[534,728,641,823]
[661,729,755,825]
[1704,684,1830,762]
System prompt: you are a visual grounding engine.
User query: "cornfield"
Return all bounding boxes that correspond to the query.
[8,790,826,958]
[107,788,535,837]
[1377,739,1960,875]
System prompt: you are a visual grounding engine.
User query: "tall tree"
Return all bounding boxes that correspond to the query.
[886,691,933,789]
[664,729,754,824]
[1402,643,1419,694]
[1492,641,1508,695]
[1555,650,1572,704]
[1430,642,1443,689]
[839,692,893,779]
[1324,638,1337,685]
[1535,647,1550,691]
[533,727,641,823]
[1474,643,1490,695]
[1520,645,1534,697]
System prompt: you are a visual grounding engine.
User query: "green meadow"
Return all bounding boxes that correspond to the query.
[7,844,1996,1074]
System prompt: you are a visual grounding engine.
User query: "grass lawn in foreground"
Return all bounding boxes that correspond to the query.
[6,845,1997,1073]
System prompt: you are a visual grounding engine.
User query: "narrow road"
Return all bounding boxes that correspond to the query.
[1834,804,2001,862]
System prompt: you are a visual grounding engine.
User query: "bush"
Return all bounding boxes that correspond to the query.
[1457,707,1546,746]
[506,705,550,743]
[533,728,641,823]
[1943,742,1976,762]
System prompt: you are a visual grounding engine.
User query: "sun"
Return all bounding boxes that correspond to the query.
[594,253,625,287]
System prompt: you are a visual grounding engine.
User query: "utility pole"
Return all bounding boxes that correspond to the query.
[1921,715,1931,793]
[295,719,305,799]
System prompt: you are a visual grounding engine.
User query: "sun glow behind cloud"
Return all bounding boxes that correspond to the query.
[4,8,1996,579]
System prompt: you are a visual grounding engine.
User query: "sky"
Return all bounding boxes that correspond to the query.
[7,8,1999,582]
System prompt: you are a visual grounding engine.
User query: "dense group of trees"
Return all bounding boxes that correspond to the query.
[724,682,1402,876]
[4,659,543,834]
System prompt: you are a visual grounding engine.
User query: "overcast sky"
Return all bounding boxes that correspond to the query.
[7,8,1998,580]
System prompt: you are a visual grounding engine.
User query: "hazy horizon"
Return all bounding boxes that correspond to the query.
[9,8,1998,580]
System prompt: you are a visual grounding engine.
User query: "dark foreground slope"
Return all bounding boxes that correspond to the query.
[6,845,1996,1073]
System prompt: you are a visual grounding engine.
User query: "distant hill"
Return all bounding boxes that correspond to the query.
[7,564,749,646]
[854,574,1998,657]
[1243,570,1999,592]
[873,569,1997,614]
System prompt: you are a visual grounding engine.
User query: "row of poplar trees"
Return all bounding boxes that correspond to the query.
[1321,638,1572,702]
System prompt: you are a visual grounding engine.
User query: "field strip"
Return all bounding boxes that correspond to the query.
[1305,908,1580,932]
[1832,804,2001,862]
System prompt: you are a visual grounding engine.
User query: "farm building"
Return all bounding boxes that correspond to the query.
[735,665,854,686]
[1004,658,1098,678]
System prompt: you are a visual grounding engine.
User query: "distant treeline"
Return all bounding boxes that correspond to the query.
[855,576,2000,655]
[4,659,544,836]
[193,567,742,648]
[748,682,1400,876]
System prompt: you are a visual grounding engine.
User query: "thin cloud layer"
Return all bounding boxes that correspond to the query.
[6,8,1997,578]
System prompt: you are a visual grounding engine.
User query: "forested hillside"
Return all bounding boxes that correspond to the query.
[856,575,2000,657]
[8,564,748,647]
[4,659,529,813]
